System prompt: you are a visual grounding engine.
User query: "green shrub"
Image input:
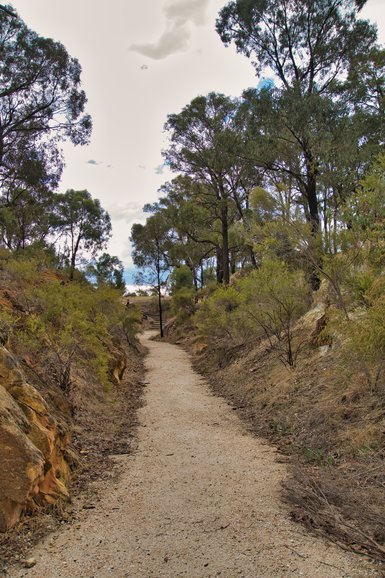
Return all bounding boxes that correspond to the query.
[237,260,311,366]
[171,287,196,324]
[343,295,385,392]
[169,265,194,293]
[195,285,242,342]
[19,280,112,389]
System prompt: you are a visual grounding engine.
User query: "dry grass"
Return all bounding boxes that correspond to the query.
[177,306,385,567]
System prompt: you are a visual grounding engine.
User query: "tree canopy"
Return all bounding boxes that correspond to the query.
[55,189,111,279]
[216,0,376,96]
[132,0,384,295]
[0,5,91,193]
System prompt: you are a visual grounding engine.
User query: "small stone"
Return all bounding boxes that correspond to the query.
[23,558,36,569]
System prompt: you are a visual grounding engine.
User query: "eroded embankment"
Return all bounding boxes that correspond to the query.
[183,306,385,566]
[0,339,144,573]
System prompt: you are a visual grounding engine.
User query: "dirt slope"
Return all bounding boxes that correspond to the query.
[14,332,378,577]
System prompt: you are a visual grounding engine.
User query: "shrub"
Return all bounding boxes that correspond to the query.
[195,285,242,342]
[171,287,196,324]
[343,295,385,392]
[237,260,311,366]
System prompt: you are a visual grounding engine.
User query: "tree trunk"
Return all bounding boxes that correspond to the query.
[70,233,81,281]
[221,202,230,285]
[157,263,164,338]
[216,246,223,284]
[304,157,321,291]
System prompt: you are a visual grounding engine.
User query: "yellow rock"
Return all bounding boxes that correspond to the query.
[0,346,71,531]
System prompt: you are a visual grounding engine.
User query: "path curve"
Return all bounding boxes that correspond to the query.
[18,332,377,577]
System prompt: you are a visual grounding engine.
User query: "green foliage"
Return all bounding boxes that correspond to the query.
[249,187,278,224]
[316,153,385,312]
[1,254,135,392]
[131,213,171,337]
[164,92,257,284]
[238,261,311,366]
[0,6,91,192]
[195,285,243,342]
[22,281,112,389]
[55,189,111,279]
[171,287,196,324]
[0,307,17,346]
[342,294,385,392]
[343,152,385,268]
[122,307,143,346]
[0,189,58,250]
[195,260,311,366]
[88,252,125,291]
[169,265,194,294]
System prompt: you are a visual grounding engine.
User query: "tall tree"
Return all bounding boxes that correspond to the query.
[55,190,111,279]
[216,0,379,234]
[130,215,171,338]
[152,176,222,287]
[89,253,125,291]
[163,92,257,284]
[0,6,91,192]
[0,187,57,249]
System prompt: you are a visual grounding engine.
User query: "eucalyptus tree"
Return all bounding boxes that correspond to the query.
[89,253,125,291]
[55,190,111,280]
[130,214,171,337]
[216,0,381,235]
[163,92,257,284]
[0,5,91,192]
[154,176,222,287]
[238,84,366,229]
[0,188,57,249]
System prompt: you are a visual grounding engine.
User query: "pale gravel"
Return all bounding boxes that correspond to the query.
[15,331,379,578]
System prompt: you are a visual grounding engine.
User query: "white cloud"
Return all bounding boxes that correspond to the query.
[129,0,209,59]
[164,0,207,26]
[108,203,145,224]
[130,19,190,60]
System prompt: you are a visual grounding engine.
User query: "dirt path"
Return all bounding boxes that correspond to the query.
[16,332,378,578]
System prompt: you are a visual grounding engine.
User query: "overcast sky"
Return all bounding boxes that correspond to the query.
[9,0,385,277]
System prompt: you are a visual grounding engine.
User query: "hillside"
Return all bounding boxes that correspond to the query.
[0,251,144,568]
[166,288,385,564]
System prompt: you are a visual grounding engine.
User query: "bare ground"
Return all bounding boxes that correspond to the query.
[11,332,380,577]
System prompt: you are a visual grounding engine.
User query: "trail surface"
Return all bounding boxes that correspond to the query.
[18,332,377,577]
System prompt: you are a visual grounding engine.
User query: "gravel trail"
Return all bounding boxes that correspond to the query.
[17,332,378,578]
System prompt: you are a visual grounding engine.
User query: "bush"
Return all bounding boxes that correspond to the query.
[171,287,196,324]
[0,254,136,392]
[195,261,311,366]
[195,285,243,342]
[237,260,311,366]
[21,280,114,390]
[343,295,385,392]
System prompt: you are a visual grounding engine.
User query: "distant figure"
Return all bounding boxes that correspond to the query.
[126,298,130,307]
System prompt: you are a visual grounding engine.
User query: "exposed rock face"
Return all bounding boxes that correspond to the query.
[109,343,127,384]
[0,347,71,532]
